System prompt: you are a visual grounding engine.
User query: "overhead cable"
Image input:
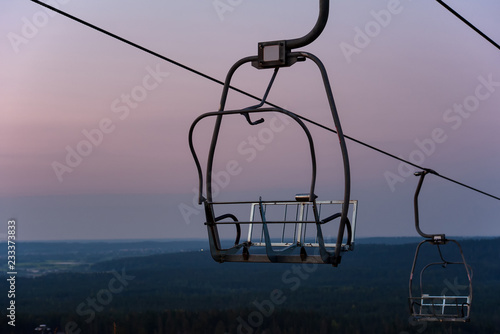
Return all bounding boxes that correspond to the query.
[29,0,271,106]
[30,0,500,201]
[436,0,500,51]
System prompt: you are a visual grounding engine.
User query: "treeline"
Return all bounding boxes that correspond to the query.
[1,238,499,333]
[6,308,498,334]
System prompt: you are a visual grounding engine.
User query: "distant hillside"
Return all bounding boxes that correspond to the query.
[356,236,499,245]
[1,237,497,277]
[0,239,209,276]
[3,238,499,334]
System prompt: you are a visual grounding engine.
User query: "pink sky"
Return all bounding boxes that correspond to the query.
[1,0,499,240]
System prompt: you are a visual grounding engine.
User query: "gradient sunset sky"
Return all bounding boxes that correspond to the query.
[1,0,499,241]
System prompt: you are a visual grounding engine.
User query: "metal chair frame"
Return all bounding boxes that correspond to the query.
[189,0,353,266]
[408,170,473,322]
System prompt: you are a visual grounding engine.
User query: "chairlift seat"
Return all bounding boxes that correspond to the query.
[408,239,473,322]
[189,11,353,267]
[204,197,358,264]
[408,171,473,322]
[410,294,471,322]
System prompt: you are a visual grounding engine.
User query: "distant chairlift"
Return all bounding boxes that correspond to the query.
[408,170,473,322]
[189,0,356,267]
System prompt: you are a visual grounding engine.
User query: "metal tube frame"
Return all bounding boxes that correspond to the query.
[286,0,329,49]
[408,239,473,322]
[414,170,445,242]
[189,0,352,266]
[409,170,473,321]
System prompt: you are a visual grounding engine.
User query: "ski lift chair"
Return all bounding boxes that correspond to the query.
[189,0,356,267]
[189,106,357,267]
[408,170,473,322]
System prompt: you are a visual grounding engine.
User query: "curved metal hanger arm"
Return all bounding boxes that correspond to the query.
[286,0,330,50]
[414,170,445,242]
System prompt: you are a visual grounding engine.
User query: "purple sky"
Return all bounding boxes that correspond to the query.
[1,0,499,241]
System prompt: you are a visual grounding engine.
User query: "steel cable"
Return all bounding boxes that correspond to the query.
[30,0,500,201]
[436,0,500,51]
